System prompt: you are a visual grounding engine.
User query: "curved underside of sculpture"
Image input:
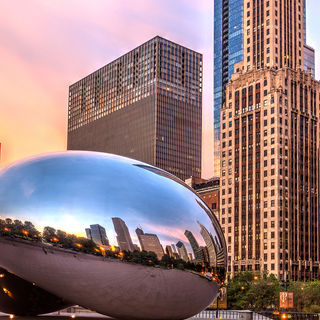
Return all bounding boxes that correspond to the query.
[0,266,71,316]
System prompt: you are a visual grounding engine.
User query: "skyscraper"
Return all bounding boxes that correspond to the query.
[176,241,188,262]
[214,0,244,174]
[67,36,202,181]
[112,218,134,252]
[85,224,109,246]
[220,0,319,281]
[135,228,164,260]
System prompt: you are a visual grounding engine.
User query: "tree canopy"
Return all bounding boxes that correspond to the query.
[227,271,320,313]
[227,271,281,310]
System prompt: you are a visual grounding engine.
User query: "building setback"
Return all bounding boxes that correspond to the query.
[67,36,202,181]
[220,0,320,281]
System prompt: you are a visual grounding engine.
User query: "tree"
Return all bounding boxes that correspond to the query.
[227,271,281,310]
[304,281,320,313]
[288,280,320,313]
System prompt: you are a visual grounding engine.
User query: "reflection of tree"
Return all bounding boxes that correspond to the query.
[122,250,158,266]
[43,226,56,242]
[0,218,40,239]
[42,226,98,253]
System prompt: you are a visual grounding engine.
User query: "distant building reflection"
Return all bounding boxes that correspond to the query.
[85,224,109,246]
[112,218,134,252]
[135,228,164,260]
[171,244,177,254]
[176,241,188,262]
[197,221,217,267]
[84,217,222,269]
[184,230,205,262]
[165,245,174,257]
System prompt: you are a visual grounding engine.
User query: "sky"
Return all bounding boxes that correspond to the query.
[0,0,319,178]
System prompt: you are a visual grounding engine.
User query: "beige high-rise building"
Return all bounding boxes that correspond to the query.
[220,0,319,281]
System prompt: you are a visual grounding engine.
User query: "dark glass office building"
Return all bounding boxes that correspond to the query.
[213,0,244,174]
[67,36,202,181]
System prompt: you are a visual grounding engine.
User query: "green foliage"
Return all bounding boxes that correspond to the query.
[227,271,281,311]
[227,272,320,312]
[287,280,320,312]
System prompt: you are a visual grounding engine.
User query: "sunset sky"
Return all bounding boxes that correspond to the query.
[0,0,319,178]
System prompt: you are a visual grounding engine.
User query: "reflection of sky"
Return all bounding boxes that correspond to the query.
[0,151,222,254]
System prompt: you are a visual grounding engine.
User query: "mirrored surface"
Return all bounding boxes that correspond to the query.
[0,151,227,319]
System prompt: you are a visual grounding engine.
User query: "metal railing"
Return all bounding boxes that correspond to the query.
[192,310,240,319]
[191,310,320,320]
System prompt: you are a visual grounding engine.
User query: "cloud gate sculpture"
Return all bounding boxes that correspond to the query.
[0,151,227,320]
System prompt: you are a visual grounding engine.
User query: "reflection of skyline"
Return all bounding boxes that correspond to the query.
[83,216,223,266]
[0,152,226,281]
[83,216,200,261]
[0,153,224,265]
